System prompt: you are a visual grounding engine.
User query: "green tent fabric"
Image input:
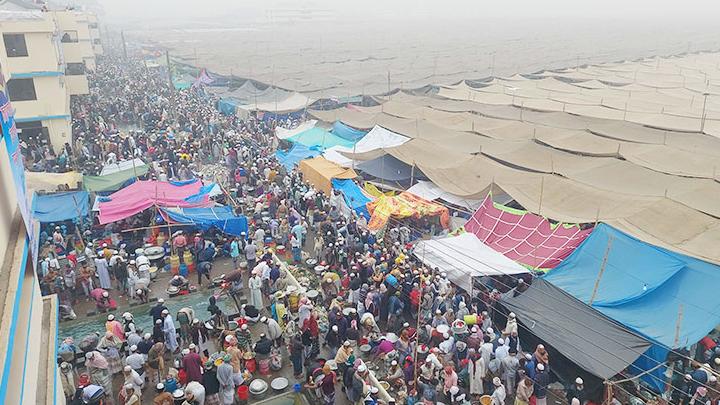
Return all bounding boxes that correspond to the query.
[288,127,356,149]
[83,165,149,192]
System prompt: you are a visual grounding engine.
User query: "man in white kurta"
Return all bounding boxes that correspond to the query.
[94,253,112,289]
[469,352,486,395]
[162,311,178,353]
[248,273,263,309]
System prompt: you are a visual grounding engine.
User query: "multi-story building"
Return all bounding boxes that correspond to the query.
[0,2,100,153]
[0,54,62,405]
[87,12,102,56]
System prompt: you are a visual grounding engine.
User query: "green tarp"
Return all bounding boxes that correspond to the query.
[83,165,149,192]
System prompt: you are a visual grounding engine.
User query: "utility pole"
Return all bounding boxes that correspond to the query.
[121,30,127,59]
[166,50,173,89]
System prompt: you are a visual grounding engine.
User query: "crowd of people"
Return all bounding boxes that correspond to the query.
[42,52,720,405]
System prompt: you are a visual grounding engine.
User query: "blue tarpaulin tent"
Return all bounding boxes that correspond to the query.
[331,179,372,219]
[544,223,720,391]
[276,143,322,170]
[288,127,356,149]
[161,206,248,236]
[32,191,89,222]
[332,121,367,141]
[218,99,238,115]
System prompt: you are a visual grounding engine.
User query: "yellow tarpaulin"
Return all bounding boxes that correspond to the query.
[25,171,83,192]
[366,192,450,231]
[364,182,396,198]
[298,157,358,194]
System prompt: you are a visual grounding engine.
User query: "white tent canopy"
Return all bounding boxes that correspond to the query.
[344,125,410,154]
[414,233,529,292]
[406,180,485,211]
[275,120,317,139]
[323,125,410,167]
[323,145,354,167]
[100,158,147,176]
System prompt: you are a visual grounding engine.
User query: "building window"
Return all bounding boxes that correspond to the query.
[16,121,50,147]
[7,78,37,101]
[66,63,85,76]
[89,23,98,29]
[61,31,79,43]
[93,38,101,45]
[3,34,28,57]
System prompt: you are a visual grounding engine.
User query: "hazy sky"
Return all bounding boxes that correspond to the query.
[98,0,720,25]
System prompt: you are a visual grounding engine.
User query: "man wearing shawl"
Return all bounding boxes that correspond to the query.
[216,358,235,405]
[147,341,166,385]
[97,331,123,374]
[84,351,114,404]
[105,314,126,342]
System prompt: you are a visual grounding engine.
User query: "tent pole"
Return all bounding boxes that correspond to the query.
[673,304,684,348]
[589,235,613,305]
[71,194,86,250]
[131,156,138,179]
[413,243,426,384]
[537,177,544,214]
[121,223,195,233]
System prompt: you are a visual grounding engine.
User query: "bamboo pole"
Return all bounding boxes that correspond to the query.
[70,194,86,250]
[589,235,614,305]
[120,223,195,233]
[412,242,426,385]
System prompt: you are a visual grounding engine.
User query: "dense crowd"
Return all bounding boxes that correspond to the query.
[43,54,720,405]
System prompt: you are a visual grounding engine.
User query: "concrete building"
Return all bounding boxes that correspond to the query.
[0,3,100,153]
[87,11,102,56]
[0,57,62,404]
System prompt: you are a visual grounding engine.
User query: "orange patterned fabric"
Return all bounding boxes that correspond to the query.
[366,192,450,231]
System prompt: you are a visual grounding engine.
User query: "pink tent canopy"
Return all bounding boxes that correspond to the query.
[98,180,212,224]
[465,196,593,269]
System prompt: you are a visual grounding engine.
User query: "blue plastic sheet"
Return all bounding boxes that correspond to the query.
[288,127,356,149]
[545,223,720,349]
[184,183,217,203]
[32,191,89,222]
[331,179,372,219]
[276,143,322,170]
[218,99,237,115]
[161,206,248,236]
[545,223,720,391]
[331,121,367,141]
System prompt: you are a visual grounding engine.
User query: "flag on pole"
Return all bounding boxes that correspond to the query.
[192,68,214,88]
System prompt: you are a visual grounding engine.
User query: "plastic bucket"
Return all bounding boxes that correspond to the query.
[237,385,249,400]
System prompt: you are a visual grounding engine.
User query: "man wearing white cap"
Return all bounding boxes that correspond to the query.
[503,312,518,337]
[534,363,550,405]
[123,365,144,394]
[491,377,506,405]
[121,383,141,405]
[125,345,145,379]
[566,377,587,405]
[495,338,510,361]
[162,310,179,353]
[149,298,168,323]
[261,316,283,347]
[94,251,112,289]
